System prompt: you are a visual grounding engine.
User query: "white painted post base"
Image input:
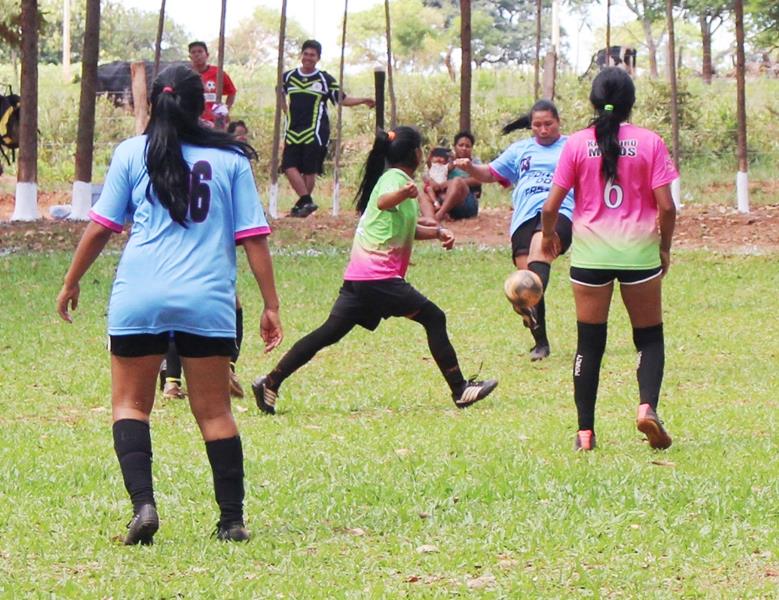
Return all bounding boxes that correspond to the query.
[332,181,340,216]
[268,183,279,219]
[11,182,39,221]
[736,171,749,214]
[69,180,92,220]
[671,177,682,210]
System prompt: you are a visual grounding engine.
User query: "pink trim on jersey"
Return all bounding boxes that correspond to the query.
[235,226,271,242]
[489,165,512,189]
[89,210,123,233]
[343,244,412,281]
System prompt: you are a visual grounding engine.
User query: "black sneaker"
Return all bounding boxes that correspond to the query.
[124,503,159,546]
[215,521,250,542]
[529,342,550,361]
[251,376,277,415]
[452,378,498,409]
[290,201,318,218]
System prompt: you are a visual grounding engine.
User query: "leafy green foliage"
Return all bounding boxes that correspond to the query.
[223,6,308,70]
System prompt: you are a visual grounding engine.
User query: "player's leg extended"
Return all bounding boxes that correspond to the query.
[182,355,248,541]
[620,275,671,449]
[526,232,552,360]
[111,354,162,544]
[572,282,613,445]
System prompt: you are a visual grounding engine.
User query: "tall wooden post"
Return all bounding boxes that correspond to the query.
[62,0,71,80]
[734,0,749,213]
[459,0,472,131]
[534,0,541,99]
[153,0,166,79]
[12,0,39,221]
[606,0,611,65]
[384,0,397,129]
[70,0,101,220]
[374,69,386,131]
[269,0,288,219]
[665,0,681,209]
[214,0,228,130]
[332,0,349,216]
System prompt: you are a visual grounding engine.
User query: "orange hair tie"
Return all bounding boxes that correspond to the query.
[387,131,396,141]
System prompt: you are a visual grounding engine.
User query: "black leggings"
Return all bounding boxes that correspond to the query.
[266,302,465,393]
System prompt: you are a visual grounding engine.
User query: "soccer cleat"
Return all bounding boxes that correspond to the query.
[529,343,550,362]
[124,503,159,546]
[290,201,318,218]
[214,521,250,542]
[251,376,277,415]
[162,381,186,400]
[636,403,672,449]
[452,378,498,409]
[229,371,245,398]
[574,429,596,452]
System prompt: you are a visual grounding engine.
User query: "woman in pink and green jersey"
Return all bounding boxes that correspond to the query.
[253,126,497,414]
[541,67,677,452]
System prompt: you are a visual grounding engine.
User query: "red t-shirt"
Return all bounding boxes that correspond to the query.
[198,65,237,122]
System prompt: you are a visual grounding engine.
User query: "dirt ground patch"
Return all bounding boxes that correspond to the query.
[2,188,779,254]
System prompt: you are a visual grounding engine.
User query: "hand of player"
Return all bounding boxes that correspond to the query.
[364,98,376,109]
[660,248,671,276]
[453,158,472,172]
[438,227,455,250]
[56,282,80,323]
[402,182,419,199]
[260,307,283,353]
[540,232,561,261]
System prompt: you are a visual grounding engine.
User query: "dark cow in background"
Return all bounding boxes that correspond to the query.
[581,46,637,80]
[0,86,21,176]
[96,60,190,106]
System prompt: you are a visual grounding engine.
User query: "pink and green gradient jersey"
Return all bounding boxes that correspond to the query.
[343,168,418,281]
[553,123,678,270]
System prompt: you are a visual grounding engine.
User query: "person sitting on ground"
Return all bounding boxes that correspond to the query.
[421,132,482,222]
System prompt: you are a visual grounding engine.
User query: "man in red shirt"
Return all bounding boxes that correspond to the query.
[188,41,236,128]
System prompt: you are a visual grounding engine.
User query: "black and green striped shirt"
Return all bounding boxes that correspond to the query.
[282,68,341,146]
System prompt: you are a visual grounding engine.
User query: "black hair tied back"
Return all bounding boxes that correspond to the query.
[502,99,560,136]
[588,67,636,182]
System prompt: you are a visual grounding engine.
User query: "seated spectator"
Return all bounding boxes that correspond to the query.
[227,120,249,142]
[422,132,482,221]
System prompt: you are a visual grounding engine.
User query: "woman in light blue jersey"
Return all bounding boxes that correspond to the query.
[454,100,574,361]
[57,65,283,545]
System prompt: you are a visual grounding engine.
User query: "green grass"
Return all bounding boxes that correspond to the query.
[0,244,777,597]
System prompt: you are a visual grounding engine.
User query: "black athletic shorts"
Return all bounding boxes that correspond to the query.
[329,279,430,331]
[281,142,328,175]
[569,266,663,287]
[109,331,236,358]
[511,213,572,258]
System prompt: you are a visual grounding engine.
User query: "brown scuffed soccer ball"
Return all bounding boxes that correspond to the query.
[504,269,543,309]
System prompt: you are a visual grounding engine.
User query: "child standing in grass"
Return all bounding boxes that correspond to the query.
[541,67,677,452]
[252,126,497,414]
[56,65,283,544]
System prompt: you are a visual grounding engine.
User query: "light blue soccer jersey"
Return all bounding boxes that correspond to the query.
[90,135,270,338]
[489,136,575,236]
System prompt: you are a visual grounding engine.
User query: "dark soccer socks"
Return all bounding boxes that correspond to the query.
[205,436,245,529]
[113,419,155,512]
[527,261,552,358]
[573,322,608,431]
[633,323,664,410]
[232,307,243,364]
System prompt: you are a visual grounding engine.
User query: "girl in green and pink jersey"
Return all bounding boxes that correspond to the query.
[541,67,678,452]
[253,126,497,413]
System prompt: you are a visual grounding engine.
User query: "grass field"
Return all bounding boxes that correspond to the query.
[0,242,777,597]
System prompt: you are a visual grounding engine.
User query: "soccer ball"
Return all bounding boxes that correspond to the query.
[503,269,543,309]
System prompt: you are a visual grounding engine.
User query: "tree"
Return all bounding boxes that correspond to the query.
[684,0,729,83]
[224,6,307,69]
[624,0,665,77]
[747,0,779,51]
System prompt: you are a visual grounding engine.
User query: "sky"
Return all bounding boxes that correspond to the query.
[122,0,639,73]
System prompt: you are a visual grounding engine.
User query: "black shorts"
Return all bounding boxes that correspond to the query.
[281,142,328,175]
[109,331,236,358]
[569,266,663,287]
[511,213,572,258]
[330,279,430,331]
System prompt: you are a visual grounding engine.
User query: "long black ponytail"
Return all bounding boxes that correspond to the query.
[588,67,635,182]
[354,126,421,214]
[144,65,258,225]
[501,99,560,135]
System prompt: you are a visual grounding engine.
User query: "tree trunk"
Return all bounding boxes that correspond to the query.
[75,0,100,185]
[665,0,680,198]
[533,0,541,98]
[384,0,397,129]
[268,0,287,218]
[642,15,659,78]
[13,0,39,220]
[460,0,472,131]
[700,15,713,84]
[153,0,166,78]
[214,0,227,130]
[734,0,749,212]
[332,0,348,216]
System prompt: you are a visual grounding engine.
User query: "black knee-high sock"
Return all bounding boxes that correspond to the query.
[411,302,466,394]
[633,324,664,410]
[574,322,608,431]
[266,315,355,391]
[231,307,243,366]
[165,341,182,382]
[113,419,155,512]
[528,261,551,346]
[205,436,245,526]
